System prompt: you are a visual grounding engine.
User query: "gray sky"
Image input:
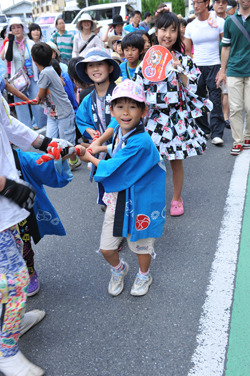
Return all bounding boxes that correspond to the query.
[0,0,24,11]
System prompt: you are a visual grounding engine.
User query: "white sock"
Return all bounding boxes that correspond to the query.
[139,268,149,276]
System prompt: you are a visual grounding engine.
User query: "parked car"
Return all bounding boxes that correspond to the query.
[35,13,62,42]
[65,2,135,35]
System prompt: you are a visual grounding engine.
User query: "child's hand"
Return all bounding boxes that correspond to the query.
[75,145,86,157]
[30,98,38,105]
[34,96,41,105]
[87,144,102,155]
[86,128,97,139]
[171,52,182,71]
[79,151,91,163]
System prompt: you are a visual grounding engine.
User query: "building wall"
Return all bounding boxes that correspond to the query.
[32,0,65,17]
[4,3,33,23]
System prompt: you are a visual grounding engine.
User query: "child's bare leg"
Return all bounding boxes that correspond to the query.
[170,159,184,201]
[101,249,120,267]
[137,253,151,273]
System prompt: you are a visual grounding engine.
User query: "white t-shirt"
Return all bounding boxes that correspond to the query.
[185,14,225,66]
[0,95,37,232]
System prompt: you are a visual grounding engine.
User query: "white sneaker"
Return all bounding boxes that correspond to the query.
[108,261,129,296]
[0,351,44,376]
[20,310,46,337]
[130,273,153,296]
[211,137,224,145]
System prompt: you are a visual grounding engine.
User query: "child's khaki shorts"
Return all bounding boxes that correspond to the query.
[100,205,155,255]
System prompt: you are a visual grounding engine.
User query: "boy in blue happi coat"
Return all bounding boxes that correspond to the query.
[79,80,166,297]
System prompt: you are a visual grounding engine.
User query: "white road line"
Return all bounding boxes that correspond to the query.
[188,151,250,376]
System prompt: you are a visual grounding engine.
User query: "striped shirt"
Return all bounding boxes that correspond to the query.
[51,31,74,64]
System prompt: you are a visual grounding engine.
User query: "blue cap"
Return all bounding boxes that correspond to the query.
[75,48,121,84]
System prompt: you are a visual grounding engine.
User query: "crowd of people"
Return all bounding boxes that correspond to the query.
[0,1,249,375]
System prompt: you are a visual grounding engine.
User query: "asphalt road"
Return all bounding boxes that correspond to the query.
[8,128,238,376]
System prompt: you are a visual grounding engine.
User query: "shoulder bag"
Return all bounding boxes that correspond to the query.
[79,34,96,54]
[231,15,250,43]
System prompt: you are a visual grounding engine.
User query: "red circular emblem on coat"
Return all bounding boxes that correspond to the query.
[135,214,150,231]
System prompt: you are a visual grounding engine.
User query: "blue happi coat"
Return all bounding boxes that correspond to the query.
[94,124,166,241]
[75,84,118,139]
[14,149,73,243]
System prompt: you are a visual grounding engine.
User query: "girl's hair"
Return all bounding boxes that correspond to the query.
[121,32,145,53]
[51,58,62,76]
[179,18,187,27]
[134,30,152,46]
[68,57,85,85]
[155,11,184,53]
[28,23,42,40]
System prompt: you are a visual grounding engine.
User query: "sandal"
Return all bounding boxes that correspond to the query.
[170,198,184,216]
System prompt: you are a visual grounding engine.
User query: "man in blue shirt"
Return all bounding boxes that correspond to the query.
[124,11,146,33]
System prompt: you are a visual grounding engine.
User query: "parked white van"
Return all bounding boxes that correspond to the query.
[66,2,135,35]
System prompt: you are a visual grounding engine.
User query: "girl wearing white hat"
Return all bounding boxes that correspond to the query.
[1,17,47,130]
[72,13,103,58]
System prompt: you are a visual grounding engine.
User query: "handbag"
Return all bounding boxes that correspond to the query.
[8,67,30,93]
[231,15,250,43]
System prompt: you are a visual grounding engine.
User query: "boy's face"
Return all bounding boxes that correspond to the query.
[110,98,147,135]
[132,14,141,27]
[123,46,140,65]
[114,24,123,34]
[86,61,114,84]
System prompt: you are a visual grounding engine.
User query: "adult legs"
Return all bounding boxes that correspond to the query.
[243,77,250,141]
[227,76,244,145]
[195,66,211,135]
[14,94,32,128]
[27,78,47,129]
[206,65,225,139]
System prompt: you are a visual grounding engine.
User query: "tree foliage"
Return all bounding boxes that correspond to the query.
[172,0,185,16]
